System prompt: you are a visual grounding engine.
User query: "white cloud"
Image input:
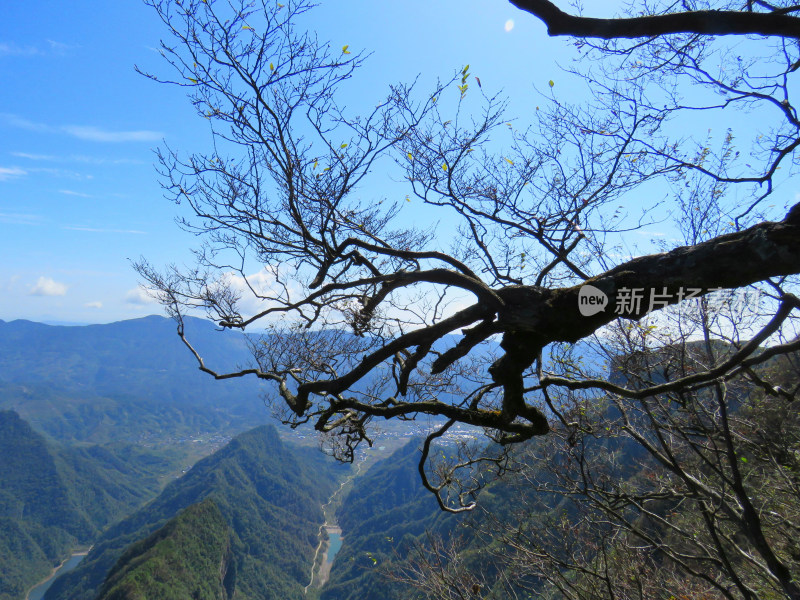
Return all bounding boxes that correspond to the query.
[30,276,68,297]
[61,125,162,143]
[125,286,157,305]
[0,166,27,181]
[1,113,162,143]
[0,113,49,132]
[10,152,57,161]
[504,19,515,32]
[59,189,93,198]
[217,267,293,317]
[85,301,103,309]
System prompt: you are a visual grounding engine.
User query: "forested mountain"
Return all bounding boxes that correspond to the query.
[319,346,800,600]
[0,411,168,600]
[44,425,346,600]
[0,316,268,445]
[94,499,233,600]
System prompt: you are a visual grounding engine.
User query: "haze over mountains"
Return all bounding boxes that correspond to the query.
[5,315,793,599]
[0,315,269,445]
[0,315,440,600]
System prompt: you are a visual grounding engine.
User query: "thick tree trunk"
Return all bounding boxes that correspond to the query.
[487,205,800,421]
[509,0,800,39]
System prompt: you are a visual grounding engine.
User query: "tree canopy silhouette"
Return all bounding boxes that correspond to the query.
[137,0,800,511]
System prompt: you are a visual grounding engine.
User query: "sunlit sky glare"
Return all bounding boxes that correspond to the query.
[4,1,784,327]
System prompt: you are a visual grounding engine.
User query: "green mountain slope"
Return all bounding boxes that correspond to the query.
[0,411,165,600]
[45,425,344,600]
[95,499,233,600]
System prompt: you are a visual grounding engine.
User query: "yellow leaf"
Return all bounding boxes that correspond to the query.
[340,143,348,149]
[548,80,554,88]
[313,159,318,169]
[242,25,253,30]
[342,45,351,54]
[504,157,514,165]
[407,152,413,161]
[405,195,411,202]
[188,77,198,84]
[442,163,448,171]
[270,62,274,71]
[277,2,284,7]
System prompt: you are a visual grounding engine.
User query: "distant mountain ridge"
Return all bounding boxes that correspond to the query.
[0,315,270,444]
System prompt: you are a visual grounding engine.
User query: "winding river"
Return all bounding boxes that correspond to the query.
[304,459,365,594]
[26,551,88,600]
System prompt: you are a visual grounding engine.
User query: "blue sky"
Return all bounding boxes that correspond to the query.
[0,0,577,324]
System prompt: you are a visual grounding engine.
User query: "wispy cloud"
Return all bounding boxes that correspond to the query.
[0,212,41,225]
[9,152,57,161]
[63,226,147,234]
[11,152,144,165]
[30,167,92,180]
[0,42,42,57]
[30,276,68,297]
[46,39,80,55]
[0,162,94,182]
[0,166,27,181]
[59,190,93,198]
[1,113,162,143]
[0,113,49,132]
[62,126,162,143]
[85,301,103,309]
[0,39,78,57]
